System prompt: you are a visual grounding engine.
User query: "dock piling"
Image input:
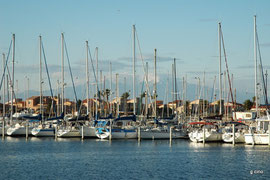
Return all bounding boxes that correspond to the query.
[109,119,112,141]
[2,119,5,139]
[138,127,141,141]
[268,124,270,146]
[55,125,58,140]
[81,125,84,140]
[232,124,235,145]
[26,120,29,139]
[170,126,172,142]
[203,125,205,144]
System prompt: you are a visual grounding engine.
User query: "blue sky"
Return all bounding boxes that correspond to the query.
[0,0,270,102]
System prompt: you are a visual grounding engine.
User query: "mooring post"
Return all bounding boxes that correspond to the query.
[26,120,29,139]
[232,124,235,145]
[109,119,112,141]
[268,123,270,146]
[2,119,5,139]
[170,126,173,142]
[203,125,205,144]
[138,127,141,141]
[55,125,58,140]
[81,125,84,140]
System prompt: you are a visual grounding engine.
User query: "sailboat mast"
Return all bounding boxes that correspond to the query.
[172,64,174,113]
[116,73,119,117]
[86,41,89,115]
[254,15,258,115]
[132,25,136,115]
[154,49,157,118]
[96,47,98,120]
[2,54,5,119]
[174,58,177,109]
[203,71,205,116]
[218,23,222,115]
[39,35,43,121]
[109,62,112,114]
[61,33,64,113]
[10,34,15,124]
[146,62,149,117]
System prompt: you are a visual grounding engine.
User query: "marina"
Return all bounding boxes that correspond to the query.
[1,15,270,145]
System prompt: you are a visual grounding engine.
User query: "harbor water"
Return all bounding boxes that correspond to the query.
[0,137,269,179]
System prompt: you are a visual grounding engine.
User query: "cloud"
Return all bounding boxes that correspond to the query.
[115,54,183,63]
[14,64,73,74]
[185,71,218,75]
[237,65,270,69]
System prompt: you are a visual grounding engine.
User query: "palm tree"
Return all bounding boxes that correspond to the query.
[121,92,130,114]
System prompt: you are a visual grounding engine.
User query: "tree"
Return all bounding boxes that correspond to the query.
[77,99,82,110]
[121,92,130,99]
[46,100,52,115]
[94,90,101,99]
[104,89,111,102]
[252,96,256,104]
[243,99,253,110]
[121,92,130,114]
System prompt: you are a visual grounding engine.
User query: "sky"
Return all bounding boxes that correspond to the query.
[0,0,270,103]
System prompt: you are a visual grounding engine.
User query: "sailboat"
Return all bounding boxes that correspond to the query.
[188,122,222,142]
[244,115,270,145]
[5,34,35,136]
[96,115,137,139]
[244,16,270,145]
[222,122,248,143]
[57,33,83,138]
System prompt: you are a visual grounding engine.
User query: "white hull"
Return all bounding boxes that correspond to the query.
[96,129,137,139]
[111,131,137,139]
[189,130,222,143]
[96,131,110,139]
[222,132,245,143]
[32,128,55,137]
[80,126,96,137]
[140,130,187,139]
[7,126,33,136]
[57,129,81,138]
[244,133,270,145]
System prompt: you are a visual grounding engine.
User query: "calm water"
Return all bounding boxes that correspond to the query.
[0,137,269,180]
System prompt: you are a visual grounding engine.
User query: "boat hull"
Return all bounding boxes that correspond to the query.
[57,129,81,138]
[7,126,33,136]
[140,130,187,139]
[32,128,55,137]
[80,126,97,138]
[189,130,222,143]
[222,132,245,143]
[96,129,137,139]
[244,133,270,145]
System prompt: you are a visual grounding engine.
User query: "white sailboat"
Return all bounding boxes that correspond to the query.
[140,125,187,139]
[7,123,33,136]
[80,125,96,137]
[188,122,222,143]
[244,116,270,145]
[222,122,248,143]
[244,16,270,145]
[96,116,137,139]
[31,124,55,137]
[57,125,81,138]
